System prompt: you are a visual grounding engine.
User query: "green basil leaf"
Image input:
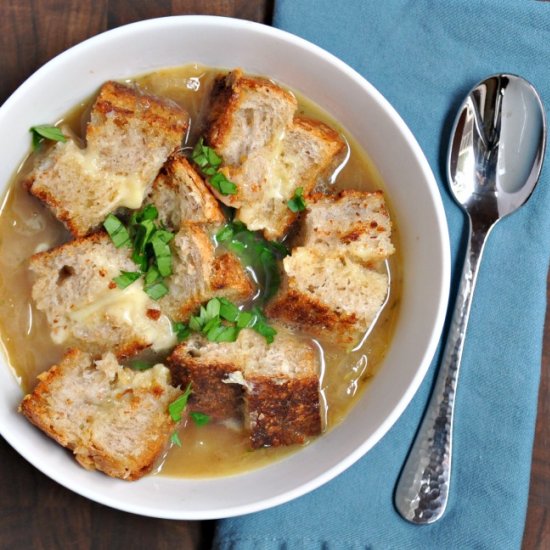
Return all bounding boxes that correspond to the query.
[130,360,153,371]
[168,384,192,422]
[287,186,307,212]
[202,316,221,334]
[190,412,211,426]
[216,225,234,243]
[136,204,158,222]
[188,315,202,332]
[206,324,227,342]
[150,234,172,277]
[236,310,253,328]
[207,147,222,167]
[172,321,191,342]
[210,324,239,343]
[170,432,182,447]
[144,265,161,285]
[103,214,131,248]
[219,298,240,322]
[30,125,67,149]
[144,279,169,300]
[219,177,238,195]
[206,298,221,319]
[113,271,141,289]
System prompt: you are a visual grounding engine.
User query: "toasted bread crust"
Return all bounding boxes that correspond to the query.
[210,253,254,300]
[266,288,359,345]
[247,376,321,448]
[87,81,186,142]
[29,231,163,357]
[300,190,395,263]
[147,153,225,229]
[20,349,182,480]
[168,329,322,448]
[205,70,345,239]
[207,69,297,166]
[26,81,188,237]
[159,225,254,322]
[266,245,390,346]
[168,351,244,421]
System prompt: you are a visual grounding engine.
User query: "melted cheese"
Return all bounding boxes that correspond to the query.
[262,130,300,202]
[70,146,148,214]
[66,282,176,351]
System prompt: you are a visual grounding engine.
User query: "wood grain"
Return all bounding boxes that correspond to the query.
[0,1,547,549]
[523,274,550,550]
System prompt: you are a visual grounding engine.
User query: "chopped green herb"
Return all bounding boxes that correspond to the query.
[130,360,153,371]
[253,320,277,344]
[144,265,162,286]
[150,233,173,277]
[172,321,191,342]
[205,324,226,342]
[287,186,307,213]
[168,384,192,423]
[206,298,221,319]
[206,323,239,343]
[219,298,240,322]
[202,315,221,335]
[170,432,182,447]
[250,307,277,344]
[113,271,141,289]
[236,310,253,329]
[209,172,238,195]
[103,214,131,248]
[143,265,169,300]
[190,412,211,426]
[212,325,239,342]
[104,204,176,297]
[186,298,277,344]
[135,204,158,222]
[144,279,169,300]
[30,124,67,150]
[191,137,238,196]
[215,221,289,302]
[133,219,156,257]
[189,315,202,332]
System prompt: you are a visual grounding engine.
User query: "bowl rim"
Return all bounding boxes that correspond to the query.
[0,14,451,519]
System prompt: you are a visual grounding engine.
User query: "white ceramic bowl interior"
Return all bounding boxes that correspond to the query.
[0,16,450,519]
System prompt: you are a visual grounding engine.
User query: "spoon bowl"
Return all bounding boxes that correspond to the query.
[448,74,545,223]
[394,74,546,524]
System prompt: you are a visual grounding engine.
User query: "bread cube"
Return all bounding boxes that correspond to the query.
[26,81,188,237]
[19,349,183,480]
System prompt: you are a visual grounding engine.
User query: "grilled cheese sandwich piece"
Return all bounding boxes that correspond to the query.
[168,328,321,448]
[297,190,395,264]
[145,153,225,230]
[207,69,298,167]
[205,70,345,239]
[19,349,183,480]
[25,81,188,237]
[266,248,390,346]
[225,116,345,239]
[30,227,253,357]
[157,223,254,322]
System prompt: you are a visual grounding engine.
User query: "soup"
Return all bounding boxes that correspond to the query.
[0,64,401,477]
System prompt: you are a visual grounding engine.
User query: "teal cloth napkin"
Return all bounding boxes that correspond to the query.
[214,1,550,548]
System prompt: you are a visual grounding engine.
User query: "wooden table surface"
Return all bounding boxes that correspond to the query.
[0,1,547,549]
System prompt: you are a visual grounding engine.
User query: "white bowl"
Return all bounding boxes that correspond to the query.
[0,16,450,519]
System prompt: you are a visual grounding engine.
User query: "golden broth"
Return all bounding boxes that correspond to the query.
[0,64,401,478]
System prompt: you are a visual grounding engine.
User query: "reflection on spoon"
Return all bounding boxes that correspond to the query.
[394,74,546,524]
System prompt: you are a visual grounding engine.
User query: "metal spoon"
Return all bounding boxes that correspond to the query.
[394,74,546,524]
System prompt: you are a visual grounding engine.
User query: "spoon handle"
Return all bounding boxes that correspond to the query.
[394,217,493,524]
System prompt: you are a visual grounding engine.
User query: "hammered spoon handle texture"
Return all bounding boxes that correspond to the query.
[394,73,546,524]
[394,217,491,524]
